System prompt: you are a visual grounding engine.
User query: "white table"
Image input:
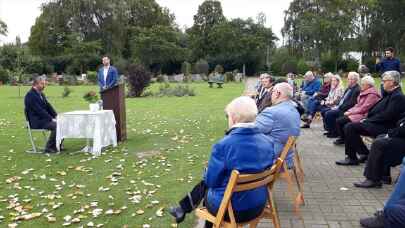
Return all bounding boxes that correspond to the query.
[56,110,117,156]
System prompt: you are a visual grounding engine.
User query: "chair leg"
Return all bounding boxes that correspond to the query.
[27,129,37,153]
[292,167,305,206]
[294,146,305,177]
[268,190,281,228]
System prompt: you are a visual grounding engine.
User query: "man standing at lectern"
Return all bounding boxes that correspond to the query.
[97,56,118,90]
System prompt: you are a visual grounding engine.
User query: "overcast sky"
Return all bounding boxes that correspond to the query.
[0,0,292,45]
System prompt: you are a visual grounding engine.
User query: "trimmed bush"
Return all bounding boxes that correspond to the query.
[194,59,209,76]
[127,64,152,97]
[155,83,196,97]
[62,86,72,98]
[87,71,98,84]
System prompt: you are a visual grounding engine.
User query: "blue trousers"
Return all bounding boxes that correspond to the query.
[384,158,405,228]
[306,97,321,116]
[323,109,341,133]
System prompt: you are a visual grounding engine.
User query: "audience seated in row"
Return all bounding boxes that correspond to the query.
[333,76,381,145]
[302,73,342,128]
[336,71,405,166]
[322,72,361,138]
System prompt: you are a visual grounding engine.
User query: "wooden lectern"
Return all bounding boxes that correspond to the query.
[101,83,127,141]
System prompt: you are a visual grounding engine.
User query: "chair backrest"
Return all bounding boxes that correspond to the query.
[24,109,32,129]
[213,136,296,226]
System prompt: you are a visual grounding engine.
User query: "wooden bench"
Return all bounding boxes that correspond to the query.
[208,74,225,88]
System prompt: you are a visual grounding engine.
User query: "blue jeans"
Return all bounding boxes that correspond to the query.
[306,97,321,116]
[384,158,405,228]
[323,109,341,134]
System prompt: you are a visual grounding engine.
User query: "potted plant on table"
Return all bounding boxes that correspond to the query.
[83,91,100,111]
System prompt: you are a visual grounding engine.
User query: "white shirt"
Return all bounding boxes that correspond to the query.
[103,66,109,83]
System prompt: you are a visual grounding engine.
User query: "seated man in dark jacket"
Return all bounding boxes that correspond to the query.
[336,71,405,166]
[354,116,405,188]
[323,72,361,137]
[169,96,275,227]
[24,76,58,153]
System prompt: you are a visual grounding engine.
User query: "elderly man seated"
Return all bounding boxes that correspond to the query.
[359,157,405,228]
[256,73,274,112]
[24,76,59,153]
[353,116,405,188]
[299,71,321,109]
[255,82,300,167]
[333,76,381,145]
[169,96,275,227]
[323,72,361,138]
[336,71,405,166]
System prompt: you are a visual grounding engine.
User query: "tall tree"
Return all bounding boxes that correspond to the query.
[0,19,7,36]
[188,0,226,60]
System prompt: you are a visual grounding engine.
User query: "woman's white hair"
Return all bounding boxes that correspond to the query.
[225,96,258,123]
[360,75,375,87]
[324,72,334,79]
[348,71,360,81]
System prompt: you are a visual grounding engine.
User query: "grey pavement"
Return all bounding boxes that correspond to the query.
[194,77,399,227]
[196,120,398,228]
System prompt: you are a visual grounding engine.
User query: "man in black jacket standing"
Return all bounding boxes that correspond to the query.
[336,71,405,166]
[24,76,58,153]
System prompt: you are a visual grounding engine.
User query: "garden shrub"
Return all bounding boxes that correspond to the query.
[127,64,152,97]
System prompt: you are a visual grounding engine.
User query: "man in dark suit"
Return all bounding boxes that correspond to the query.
[24,76,58,153]
[336,71,405,166]
[323,72,361,137]
[97,56,118,90]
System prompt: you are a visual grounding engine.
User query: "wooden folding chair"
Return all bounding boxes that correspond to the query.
[279,138,305,212]
[196,136,296,228]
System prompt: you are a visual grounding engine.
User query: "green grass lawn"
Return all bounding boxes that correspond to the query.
[0,83,244,227]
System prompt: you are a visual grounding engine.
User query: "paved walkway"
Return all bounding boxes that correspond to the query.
[194,78,399,227]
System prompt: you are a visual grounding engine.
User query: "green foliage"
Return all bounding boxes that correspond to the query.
[0,19,7,36]
[281,59,298,75]
[83,91,99,103]
[127,64,152,97]
[155,83,196,97]
[224,72,234,82]
[188,0,226,60]
[194,59,209,75]
[62,86,72,98]
[214,64,224,73]
[0,67,10,84]
[297,59,310,75]
[131,25,188,73]
[181,61,192,75]
[86,71,97,84]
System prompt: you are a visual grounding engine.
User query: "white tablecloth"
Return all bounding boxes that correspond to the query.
[56,110,117,156]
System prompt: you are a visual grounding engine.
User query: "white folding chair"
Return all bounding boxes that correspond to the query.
[25,110,50,153]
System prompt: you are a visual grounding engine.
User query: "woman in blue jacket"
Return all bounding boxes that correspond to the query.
[169,96,275,227]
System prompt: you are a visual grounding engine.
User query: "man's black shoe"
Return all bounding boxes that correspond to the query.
[323,132,330,136]
[326,133,339,138]
[359,210,384,228]
[354,179,382,188]
[44,148,57,154]
[333,138,345,145]
[336,158,359,166]
[382,176,392,185]
[301,124,310,129]
[358,154,368,163]
[169,206,186,223]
